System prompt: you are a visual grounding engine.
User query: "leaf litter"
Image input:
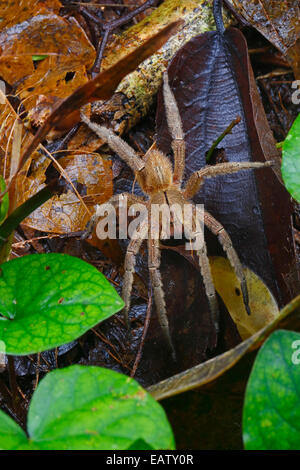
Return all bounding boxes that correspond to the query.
[0,0,299,450]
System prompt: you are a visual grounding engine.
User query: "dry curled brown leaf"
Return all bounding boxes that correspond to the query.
[20,152,113,234]
[0,6,95,111]
[228,0,300,77]
[15,20,182,180]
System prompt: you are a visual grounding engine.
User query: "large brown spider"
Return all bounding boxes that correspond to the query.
[81,72,273,358]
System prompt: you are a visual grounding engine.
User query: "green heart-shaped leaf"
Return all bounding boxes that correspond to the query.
[0,365,175,450]
[282,114,300,202]
[0,406,29,450]
[243,329,300,450]
[0,253,124,355]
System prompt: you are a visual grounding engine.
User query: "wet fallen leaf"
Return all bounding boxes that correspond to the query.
[17,20,182,177]
[16,147,123,262]
[0,0,61,31]
[156,26,299,308]
[0,6,95,111]
[69,0,232,154]
[148,294,300,400]
[228,0,300,78]
[210,256,279,340]
[160,246,280,338]
[20,152,113,234]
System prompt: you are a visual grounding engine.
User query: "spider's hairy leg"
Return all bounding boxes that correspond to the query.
[109,193,147,211]
[81,112,145,174]
[204,210,251,316]
[184,206,220,334]
[111,193,145,204]
[184,160,275,199]
[198,245,220,333]
[148,237,176,360]
[122,215,149,326]
[163,72,185,186]
[81,193,145,239]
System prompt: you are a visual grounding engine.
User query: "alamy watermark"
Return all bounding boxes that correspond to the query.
[94,196,205,251]
[0,340,6,371]
[292,80,300,105]
[291,340,300,365]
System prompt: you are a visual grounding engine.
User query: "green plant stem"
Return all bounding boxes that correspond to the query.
[0,181,60,260]
[206,116,241,163]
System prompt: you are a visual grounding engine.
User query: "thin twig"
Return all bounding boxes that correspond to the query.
[53,122,82,155]
[33,353,40,390]
[92,327,131,369]
[90,0,160,75]
[92,327,120,355]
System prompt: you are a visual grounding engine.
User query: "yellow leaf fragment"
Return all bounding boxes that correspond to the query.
[210,256,279,340]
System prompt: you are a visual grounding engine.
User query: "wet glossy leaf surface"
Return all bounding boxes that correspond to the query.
[21,152,113,233]
[0,0,299,450]
[243,330,300,450]
[18,20,182,175]
[229,0,300,77]
[0,365,175,450]
[156,27,299,307]
[0,0,62,31]
[0,0,95,110]
[210,257,279,340]
[0,253,124,354]
[0,403,29,450]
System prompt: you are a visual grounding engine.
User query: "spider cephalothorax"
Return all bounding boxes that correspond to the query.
[81,72,273,358]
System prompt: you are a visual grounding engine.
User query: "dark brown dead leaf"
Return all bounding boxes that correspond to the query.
[0,14,94,87]
[69,0,229,155]
[148,294,300,399]
[229,0,300,77]
[156,27,299,308]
